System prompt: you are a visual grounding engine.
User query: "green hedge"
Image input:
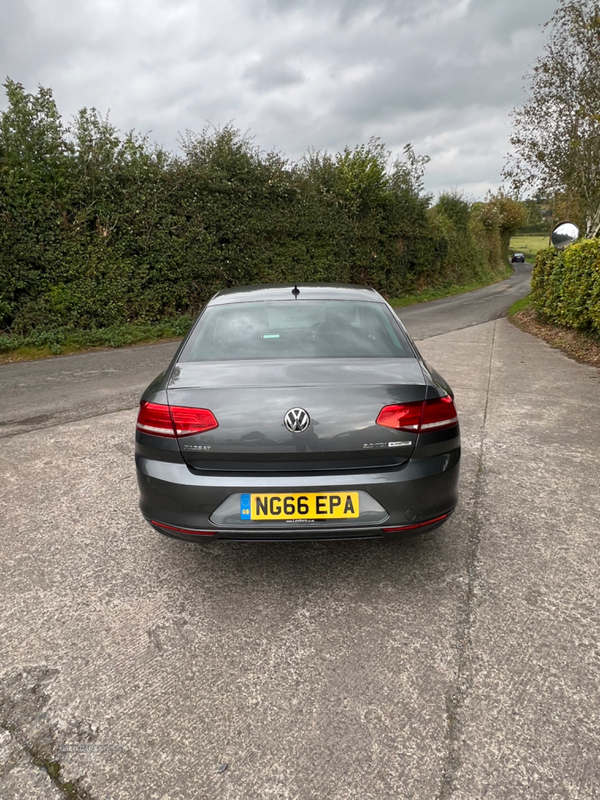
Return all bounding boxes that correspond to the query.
[531,239,600,332]
[0,81,515,338]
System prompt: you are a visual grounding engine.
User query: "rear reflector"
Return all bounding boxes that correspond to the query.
[376,396,458,433]
[382,513,449,532]
[151,520,216,536]
[137,402,218,438]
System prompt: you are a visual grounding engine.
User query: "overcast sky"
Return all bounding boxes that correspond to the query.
[1,0,557,197]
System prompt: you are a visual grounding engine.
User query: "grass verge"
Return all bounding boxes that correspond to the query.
[389,263,513,308]
[508,295,600,369]
[0,315,193,365]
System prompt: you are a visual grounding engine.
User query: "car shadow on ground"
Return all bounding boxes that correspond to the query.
[149,520,465,600]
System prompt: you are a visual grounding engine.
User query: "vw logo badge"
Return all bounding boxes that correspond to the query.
[284,407,310,433]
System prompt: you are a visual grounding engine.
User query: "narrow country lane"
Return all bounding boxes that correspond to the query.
[0,264,531,438]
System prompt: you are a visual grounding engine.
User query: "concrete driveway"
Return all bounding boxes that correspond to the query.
[1,317,599,799]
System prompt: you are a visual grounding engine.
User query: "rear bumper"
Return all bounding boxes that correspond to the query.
[136,449,460,542]
[147,512,453,542]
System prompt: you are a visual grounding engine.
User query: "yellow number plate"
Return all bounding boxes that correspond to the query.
[240,492,360,521]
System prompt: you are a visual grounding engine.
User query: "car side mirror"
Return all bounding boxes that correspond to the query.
[551,222,579,250]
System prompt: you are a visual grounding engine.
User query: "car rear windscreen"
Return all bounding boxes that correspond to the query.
[180,300,413,361]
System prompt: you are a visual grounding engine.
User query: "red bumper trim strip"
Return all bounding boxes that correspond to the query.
[382,513,448,533]
[151,520,216,536]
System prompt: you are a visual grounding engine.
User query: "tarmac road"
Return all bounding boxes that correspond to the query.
[3,263,600,800]
[0,263,531,438]
[396,260,532,340]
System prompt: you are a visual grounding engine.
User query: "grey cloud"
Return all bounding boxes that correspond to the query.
[330,58,526,121]
[470,0,554,35]
[0,0,558,195]
[243,58,304,91]
[265,0,450,26]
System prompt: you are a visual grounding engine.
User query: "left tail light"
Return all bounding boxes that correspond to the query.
[136,402,218,438]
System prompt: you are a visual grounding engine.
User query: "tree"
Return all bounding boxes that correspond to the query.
[435,191,471,233]
[472,192,526,261]
[504,0,600,238]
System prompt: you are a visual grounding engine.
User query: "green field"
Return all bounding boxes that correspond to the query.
[509,233,550,263]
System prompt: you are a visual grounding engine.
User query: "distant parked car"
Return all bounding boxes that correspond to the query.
[511,252,525,263]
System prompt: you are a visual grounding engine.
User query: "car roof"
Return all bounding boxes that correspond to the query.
[209,283,384,306]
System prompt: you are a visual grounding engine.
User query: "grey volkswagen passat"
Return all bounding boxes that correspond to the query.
[135,284,460,542]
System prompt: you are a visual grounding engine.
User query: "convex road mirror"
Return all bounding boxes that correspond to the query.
[551,222,579,250]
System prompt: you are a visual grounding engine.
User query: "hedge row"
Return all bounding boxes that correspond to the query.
[0,80,518,336]
[532,239,600,332]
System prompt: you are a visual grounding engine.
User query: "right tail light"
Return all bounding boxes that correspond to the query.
[376,396,458,433]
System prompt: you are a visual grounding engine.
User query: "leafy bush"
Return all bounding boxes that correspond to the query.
[531,239,600,331]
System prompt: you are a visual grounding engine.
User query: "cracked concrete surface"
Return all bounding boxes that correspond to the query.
[436,324,497,800]
[0,666,93,799]
[1,318,599,799]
